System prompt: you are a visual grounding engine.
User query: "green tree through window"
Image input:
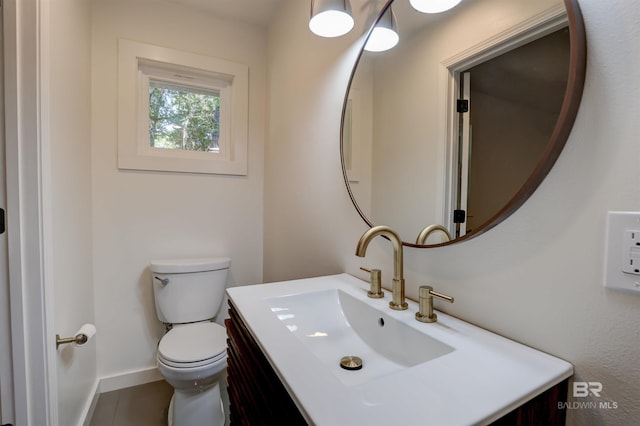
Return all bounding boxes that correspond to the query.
[148,81,221,152]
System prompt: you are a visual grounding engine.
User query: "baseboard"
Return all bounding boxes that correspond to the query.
[79,367,162,425]
[80,380,100,426]
[98,366,162,393]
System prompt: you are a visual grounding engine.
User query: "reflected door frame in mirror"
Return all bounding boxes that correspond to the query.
[341,0,587,248]
[440,3,572,241]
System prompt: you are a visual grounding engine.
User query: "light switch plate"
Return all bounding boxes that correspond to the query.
[605,211,640,294]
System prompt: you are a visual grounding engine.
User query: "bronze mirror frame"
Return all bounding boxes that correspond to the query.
[341,0,587,248]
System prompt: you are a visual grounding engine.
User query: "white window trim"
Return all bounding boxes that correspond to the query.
[118,39,249,175]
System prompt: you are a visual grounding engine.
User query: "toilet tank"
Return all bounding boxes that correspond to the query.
[150,257,231,324]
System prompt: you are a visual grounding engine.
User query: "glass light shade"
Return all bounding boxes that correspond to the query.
[409,0,463,14]
[364,7,399,52]
[309,0,354,38]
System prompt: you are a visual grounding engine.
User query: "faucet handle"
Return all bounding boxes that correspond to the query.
[415,285,454,323]
[360,267,384,299]
[428,287,454,304]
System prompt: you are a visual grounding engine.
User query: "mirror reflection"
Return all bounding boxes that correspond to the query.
[342,0,584,246]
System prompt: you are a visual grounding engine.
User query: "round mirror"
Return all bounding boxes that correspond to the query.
[341,0,586,247]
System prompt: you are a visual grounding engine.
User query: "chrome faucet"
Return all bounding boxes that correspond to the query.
[355,226,407,310]
[416,224,451,245]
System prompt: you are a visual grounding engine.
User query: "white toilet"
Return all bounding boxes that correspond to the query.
[150,257,231,426]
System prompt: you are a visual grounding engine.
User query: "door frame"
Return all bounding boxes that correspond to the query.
[3,0,57,424]
[0,1,10,422]
[436,3,569,236]
[457,71,471,238]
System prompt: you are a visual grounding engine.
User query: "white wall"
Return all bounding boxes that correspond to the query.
[264,0,385,281]
[48,1,96,424]
[265,0,640,424]
[91,0,266,380]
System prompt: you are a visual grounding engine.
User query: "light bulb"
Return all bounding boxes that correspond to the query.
[409,0,463,14]
[365,27,399,52]
[309,0,354,38]
[364,6,399,52]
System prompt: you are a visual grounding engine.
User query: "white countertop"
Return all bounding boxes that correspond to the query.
[227,273,573,426]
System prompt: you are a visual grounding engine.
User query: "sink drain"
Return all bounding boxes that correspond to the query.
[339,356,363,371]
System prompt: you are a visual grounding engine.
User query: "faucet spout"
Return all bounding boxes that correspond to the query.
[415,224,451,245]
[355,226,407,310]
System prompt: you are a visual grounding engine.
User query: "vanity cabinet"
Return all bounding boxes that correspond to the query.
[492,380,568,425]
[226,301,307,425]
[226,301,568,425]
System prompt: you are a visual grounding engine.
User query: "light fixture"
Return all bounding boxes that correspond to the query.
[309,0,354,38]
[409,0,463,14]
[364,6,399,52]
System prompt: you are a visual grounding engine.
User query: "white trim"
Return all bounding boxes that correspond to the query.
[39,0,58,423]
[344,89,362,183]
[442,4,568,72]
[458,72,471,238]
[79,380,99,426]
[98,366,163,393]
[437,3,569,234]
[3,0,56,425]
[117,39,249,176]
[0,1,13,423]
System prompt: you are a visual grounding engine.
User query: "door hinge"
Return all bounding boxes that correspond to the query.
[453,209,466,223]
[457,99,469,113]
[0,208,5,234]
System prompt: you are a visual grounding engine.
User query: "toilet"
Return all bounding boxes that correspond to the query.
[150,257,231,426]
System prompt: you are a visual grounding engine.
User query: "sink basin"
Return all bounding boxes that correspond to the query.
[227,273,573,426]
[267,289,453,386]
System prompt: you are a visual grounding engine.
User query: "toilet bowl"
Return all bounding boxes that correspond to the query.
[157,322,227,426]
[151,257,231,426]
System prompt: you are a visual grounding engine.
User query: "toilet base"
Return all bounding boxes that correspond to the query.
[167,382,224,426]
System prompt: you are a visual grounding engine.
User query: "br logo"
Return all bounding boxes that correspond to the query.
[573,382,603,397]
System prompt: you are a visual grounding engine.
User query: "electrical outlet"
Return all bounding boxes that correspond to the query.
[605,212,640,294]
[621,230,640,275]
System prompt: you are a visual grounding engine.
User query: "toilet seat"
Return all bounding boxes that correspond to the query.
[158,322,227,368]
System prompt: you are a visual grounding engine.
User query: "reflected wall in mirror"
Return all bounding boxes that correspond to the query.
[341,0,586,247]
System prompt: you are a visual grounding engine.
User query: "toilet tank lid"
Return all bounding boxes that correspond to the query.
[150,257,231,273]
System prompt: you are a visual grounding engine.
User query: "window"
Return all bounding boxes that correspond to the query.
[148,80,221,153]
[118,40,248,175]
